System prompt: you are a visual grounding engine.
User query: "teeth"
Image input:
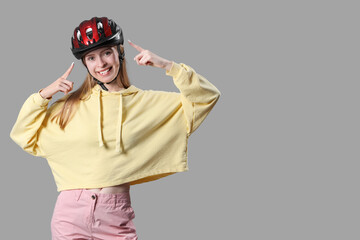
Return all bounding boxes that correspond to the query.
[99,68,110,75]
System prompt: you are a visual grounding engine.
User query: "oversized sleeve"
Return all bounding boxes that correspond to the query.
[166,62,221,135]
[9,90,52,157]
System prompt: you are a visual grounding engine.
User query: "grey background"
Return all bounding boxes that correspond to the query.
[1,0,359,239]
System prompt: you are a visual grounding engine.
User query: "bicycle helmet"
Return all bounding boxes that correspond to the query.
[71,17,124,59]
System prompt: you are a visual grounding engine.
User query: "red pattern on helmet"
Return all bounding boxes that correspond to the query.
[101,17,112,37]
[72,17,113,49]
[80,18,98,46]
[72,29,79,49]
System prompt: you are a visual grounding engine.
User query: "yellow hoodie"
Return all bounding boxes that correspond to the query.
[10,62,220,192]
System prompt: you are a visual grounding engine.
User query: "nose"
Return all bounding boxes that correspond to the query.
[96,56,107,67]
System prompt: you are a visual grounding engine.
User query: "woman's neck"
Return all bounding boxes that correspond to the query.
[104,77,125,92]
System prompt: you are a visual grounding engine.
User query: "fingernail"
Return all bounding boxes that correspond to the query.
[128,39,132,43]
[71,62,74,66]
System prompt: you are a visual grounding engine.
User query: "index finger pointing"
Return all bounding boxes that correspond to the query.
[62,62,74,79]
[128,40,145,52]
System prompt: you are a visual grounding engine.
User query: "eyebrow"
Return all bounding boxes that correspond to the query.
[86,47,112,57]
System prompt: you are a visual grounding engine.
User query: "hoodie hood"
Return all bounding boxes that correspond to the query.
[91,84,140,152]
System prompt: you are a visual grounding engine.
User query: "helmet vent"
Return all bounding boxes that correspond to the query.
[97,22,103,30]
[77,30,82,42]
[86,28,93,40]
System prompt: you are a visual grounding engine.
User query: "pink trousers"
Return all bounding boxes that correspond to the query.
[51,189,138,240]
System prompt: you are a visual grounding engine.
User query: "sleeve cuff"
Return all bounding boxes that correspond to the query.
[166,61,182,77]
[35,89,52,106]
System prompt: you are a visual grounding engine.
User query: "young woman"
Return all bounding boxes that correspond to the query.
[10,16,220,240]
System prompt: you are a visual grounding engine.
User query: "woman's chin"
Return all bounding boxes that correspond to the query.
[97,75,116,84]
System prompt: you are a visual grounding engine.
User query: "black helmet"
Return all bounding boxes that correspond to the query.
[71,17,124,59]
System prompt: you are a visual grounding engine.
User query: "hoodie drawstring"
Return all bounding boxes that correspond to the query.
[98,91,105,147]
[97,89,124,152]
[115,94,123,153]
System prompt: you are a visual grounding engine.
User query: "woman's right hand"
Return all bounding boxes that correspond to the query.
[39,63,75,99]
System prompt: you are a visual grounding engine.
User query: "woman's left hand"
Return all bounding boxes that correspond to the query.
[128,40,173,71]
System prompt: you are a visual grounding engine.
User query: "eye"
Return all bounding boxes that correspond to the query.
[86,28,93,40]
[87,56,95,61]
[105,51,112,56]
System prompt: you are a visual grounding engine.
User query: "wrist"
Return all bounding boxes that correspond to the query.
[39,88,52,100]
[164,60,173,71]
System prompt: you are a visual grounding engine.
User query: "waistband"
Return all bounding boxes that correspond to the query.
[64,189,131,204]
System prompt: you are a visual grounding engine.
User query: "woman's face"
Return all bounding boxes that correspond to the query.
[84,46,120,83]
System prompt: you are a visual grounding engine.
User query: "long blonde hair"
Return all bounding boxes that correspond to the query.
[50,45,131,130]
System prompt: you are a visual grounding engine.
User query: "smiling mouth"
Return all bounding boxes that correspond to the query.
[98,67,112,76]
